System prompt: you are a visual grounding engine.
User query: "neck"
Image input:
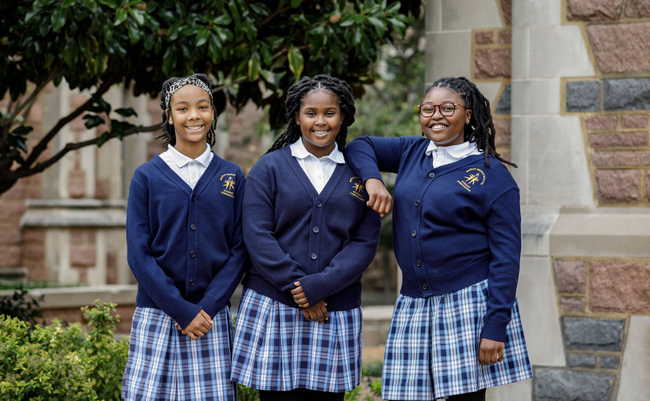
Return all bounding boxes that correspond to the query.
[174,142,206,160]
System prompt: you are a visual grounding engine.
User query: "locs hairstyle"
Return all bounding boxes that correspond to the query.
[267,75,356,153]
[158,73,217,146]
[426,77,516,168]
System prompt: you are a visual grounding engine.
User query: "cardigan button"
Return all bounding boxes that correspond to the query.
[315,201,322,207]
[414,200,420,207]
[428,172,435,178]
[313,226,320,233]
[411,231,417,237]
[192,196,196,201]
[421,283,428,290]
[189,279,195,286]
[311,253,317,260]
[190,251,196,258]
[416,260,422,267]
[190,224,197,231]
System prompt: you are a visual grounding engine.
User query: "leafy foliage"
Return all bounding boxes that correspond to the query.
[0,288,44,326]
[0,0,420,195]
[0,300,129,400]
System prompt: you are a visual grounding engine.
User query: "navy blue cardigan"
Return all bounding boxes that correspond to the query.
[126,154,247,329]
[242,146,381,311]
[346,136,521,342]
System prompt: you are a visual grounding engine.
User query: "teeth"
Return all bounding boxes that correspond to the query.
[430,124,447,129]
[313,130,329,134]
[186,125,203,130]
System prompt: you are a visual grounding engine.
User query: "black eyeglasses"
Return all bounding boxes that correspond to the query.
[417,102,469,118]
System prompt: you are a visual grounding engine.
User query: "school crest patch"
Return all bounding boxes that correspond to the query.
[220,173,236,198]
[349,176,366,201]
[457,167,485,192]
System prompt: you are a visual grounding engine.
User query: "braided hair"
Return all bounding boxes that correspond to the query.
[267,75,356,153]
[425,77,516,168]
[157,73,217,147]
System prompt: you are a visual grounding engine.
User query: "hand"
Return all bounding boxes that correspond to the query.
[291,281,309,308]
[478,338,504,365]
[180,310,213,340]
[301,300,329,324]
[365,178,392,217]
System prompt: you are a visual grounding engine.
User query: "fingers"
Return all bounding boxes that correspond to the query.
[302,309,312,321]
[478,338,505,365]
[365,179,392,216]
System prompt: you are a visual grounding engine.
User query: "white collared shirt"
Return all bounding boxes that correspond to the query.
[425,140,482,168]
[159,143,213,189]
[290,139,345,194]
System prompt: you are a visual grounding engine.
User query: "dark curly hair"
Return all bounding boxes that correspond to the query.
[267,75,356,153]
[425,77,516,168]
[157,73,217,147]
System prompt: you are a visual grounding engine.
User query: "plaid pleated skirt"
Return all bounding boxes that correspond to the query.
[231,288,363,393]
[382,279,533,400]
[121,306,236,401]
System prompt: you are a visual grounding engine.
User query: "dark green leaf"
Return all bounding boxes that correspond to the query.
[63,40,78,67]
[367,16,385,36]
[248,52,261,81]
[388,17,406,36]
[195,27,210,47]
[249,3,271,16]
[129,8,145,26]
[386,1,401,14]
[208,34,222,62]
[143,32,154,51]
[95,51,108,75]
[111,120,134,140]
[11,126,34,136]
[213,14,232,25]
[260,43,272,65]
[62,0,75,7]
[80,0,98,13]
[287,44,303,80]
[51,8,67,32]
[352,26,362,46]
[162,46,176,76]
[168,21,183,41]
[127,19,142,44]
[98,0,118,7]
[25,8,41,23]
[114,108,138,117]
[83,114,106,129]
[114,8,128,26]
[339,13,355,27]
[92,95,112,114]
[290,0,301,8]
[96,132,110,148]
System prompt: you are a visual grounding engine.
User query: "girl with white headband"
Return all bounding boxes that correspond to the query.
[122,73,247,400]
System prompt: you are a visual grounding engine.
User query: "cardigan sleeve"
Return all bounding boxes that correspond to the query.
[480,187,522,342]
[242,176,307,292]
[126,177,202,329]
[198,171,248,318]
[297,205,381,306]
[345,136,405,182]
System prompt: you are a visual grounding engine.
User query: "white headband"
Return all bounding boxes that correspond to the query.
[165,77,213,109]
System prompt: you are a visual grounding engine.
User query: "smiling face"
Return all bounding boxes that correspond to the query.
[420,87,472,147]
[167,84,213,156]
[295,89,344,158]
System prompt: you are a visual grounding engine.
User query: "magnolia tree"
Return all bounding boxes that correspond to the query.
[0,0,419,195]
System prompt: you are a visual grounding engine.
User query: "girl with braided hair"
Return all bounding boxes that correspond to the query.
[346,76,533,400]
[231,75,381,401]
[122,73,247,400]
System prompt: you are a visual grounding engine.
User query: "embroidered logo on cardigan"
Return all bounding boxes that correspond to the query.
[349,177,366,201]
[457,168,485,192]
[220,173,236,198]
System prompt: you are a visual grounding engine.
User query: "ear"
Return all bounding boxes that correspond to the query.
[166,109,173,125]
[294,112,300,126]
[465,109,472,124]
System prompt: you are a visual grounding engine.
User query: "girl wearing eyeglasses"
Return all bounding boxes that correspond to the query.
[345,77,533,401]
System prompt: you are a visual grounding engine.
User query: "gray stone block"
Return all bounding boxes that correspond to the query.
[563,317,624,351]
[534,369,614,401]
[495,84,511,114]
[566,81,600,112]
[600,355,619,369]
[604,78,650,110]
[568,353,597,368]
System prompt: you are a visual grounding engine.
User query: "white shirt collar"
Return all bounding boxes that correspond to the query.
[166,143,212,167]
[425,140,479,159]
[290,139,345,164]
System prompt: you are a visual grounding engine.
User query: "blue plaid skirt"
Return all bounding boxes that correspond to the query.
[231,288,363,393]
[382,279,533,400]
[122,306,236,401]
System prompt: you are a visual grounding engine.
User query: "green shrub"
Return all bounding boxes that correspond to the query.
[0,288,44,326]
[0,300,129,401]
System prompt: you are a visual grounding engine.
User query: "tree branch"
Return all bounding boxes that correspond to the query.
[9,122,161,181]
[20,74,121,170]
